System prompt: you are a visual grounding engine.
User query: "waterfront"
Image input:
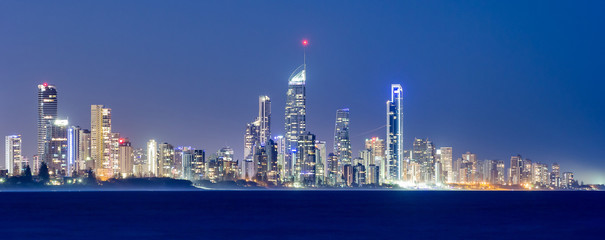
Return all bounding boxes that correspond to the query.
[0,191,602,239]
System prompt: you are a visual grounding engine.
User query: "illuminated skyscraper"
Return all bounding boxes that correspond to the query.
[364,137,385,168]
[258,96,271,144]
[509,155,523,185]
[78,129,92,170]
[91,105,112,177]
[67,126,80,176]
[438,147,453,183]
[158,143,175,177]
[296,132,316,185]
[326,153,339,186]
[550,163,560,188]
[265,139,279,184]
[412,138,436,183]
[386,84,403,182]
[562,172,574,189]
[462,152,477,183]
[118,138,133,178]
[496,161,506,184]
[37,83,58,163]
[49,119,68,176]
[5,135,22,176]
[147,139,158,176]
[334,108,351,175]
[244,120,260,161]
[284,49,307,171]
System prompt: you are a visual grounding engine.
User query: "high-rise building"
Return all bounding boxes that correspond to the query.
[181,149,195,181]
[353,163,366,187]
[315,140,327,182]
[521,158,533,184]
[496,161,506,185]
[550,163,560,188]
[509,155,523,185]
[438,147,453,183]
[67,126,80,176]
[49,119,68,176]
[296,132,316,185]
[244,120,260,161]
[37,83,58,164]
[118,138,133,178]
[386,84,403,182]
[461,152,477,183]
[265,139,279,184]
[217,147,236,181]
[366,164,380,186]
[326,153,339,186]
[273,136,287,181]
[562,172,574,189]
[258,96,271,144]
[78,129,92,171]
[90,105,112,177]
[334,108,352,175]
[284,63,306,167]
[412,138,436,183]
[5,135,23,176]
[364,137,385,172]
[158,143,175,177]
[147,139,158,176]
[191,149,206,180]
[343,164,354,187]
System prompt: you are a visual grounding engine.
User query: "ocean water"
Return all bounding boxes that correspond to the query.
[0,190,602,239]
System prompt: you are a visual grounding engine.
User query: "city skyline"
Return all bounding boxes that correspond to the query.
[1,1,604,183]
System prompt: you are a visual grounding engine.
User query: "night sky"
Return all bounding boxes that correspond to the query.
[1,1,604,183]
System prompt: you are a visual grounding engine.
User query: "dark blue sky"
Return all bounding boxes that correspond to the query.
[1,1,604,183]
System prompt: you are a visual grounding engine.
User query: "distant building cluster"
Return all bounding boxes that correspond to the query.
[1,48,581,190]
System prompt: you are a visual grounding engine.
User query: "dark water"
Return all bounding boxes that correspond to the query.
[0,190,602,239]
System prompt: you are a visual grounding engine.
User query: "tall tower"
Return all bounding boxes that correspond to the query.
[37,83,58,163]
[334,108,351,175]
[386,84,403,182]
[90,105,112,176]
[147,139,158,176]
[258,95,271,144]
[285,40,308,169]
[5,135,22,176]
[438,147,453,183]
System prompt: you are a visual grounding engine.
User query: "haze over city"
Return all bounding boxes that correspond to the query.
[1,1,604,183]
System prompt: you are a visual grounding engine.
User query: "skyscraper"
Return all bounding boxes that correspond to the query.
[258,95,271,144]
[244,120,260,161]
[509,155,523,185]
[67,126,80,176]
[550,163,560,188]
[78,129,92,170]
[158,143,175,177]
[334,108,351,175]
[118,138,133,178]
[364,137,385,168]
[37,83,58,163]
[5,135,22,176]
[412,138,436,183]
[49,119,68,176]
[91,105,112,177]
[147,139,158,176]
[386,84,403,182]
[296,132,316,185]
[439,147,453,183]
[284,63,306,166]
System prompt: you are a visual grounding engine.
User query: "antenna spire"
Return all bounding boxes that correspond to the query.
[302,39,308,71]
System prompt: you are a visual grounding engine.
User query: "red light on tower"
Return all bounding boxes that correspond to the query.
[43,82,48,87]
[119,138,124,144]
[302,39,308,46]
